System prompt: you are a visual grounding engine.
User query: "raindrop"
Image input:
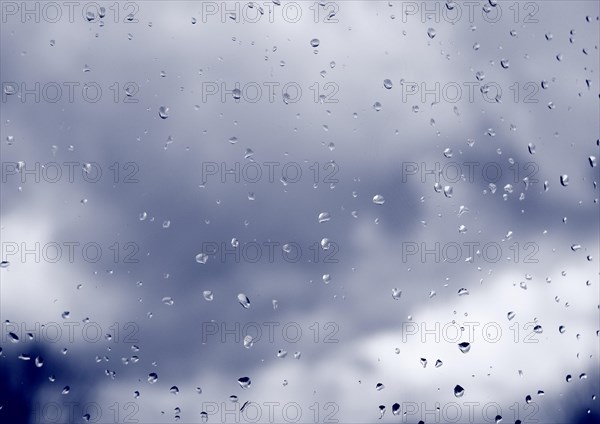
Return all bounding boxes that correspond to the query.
[373,102,382,111]
[158,106,169,119]
[500,59,510,68]
[318,212,331,223]
[238,376,251,389]
[376,382,385,391]
[420,358,427,368]
[372,194,385,205]
[162,297,174,306]
[560,175,569,186]
[320,238,331,250]
[392,288,402,300]
[322,274,331,284]
[559,325,566,333]
[528,143,536,154]
[507,311,516,320]
[454,385,465,397]
[310,38,320,47]
[383,79,393,89]
[196,253,208,264]
[148,373,158,383]
[203,291,213,301]
[228,136,238,144]
[589,156,597,167]
[458,288,469,296]
[435,359,443,368]
[458,342,471,353]
[443,186,453,198]
[427,27,436,38]
[533,325,543,333]
[392,403,401,415]
[238,293,251,309]
[170,386,179,395]
[243,335,254,348]
[443,148,453,158]
[62,386,70,395]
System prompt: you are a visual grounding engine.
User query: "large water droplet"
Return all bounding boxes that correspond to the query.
[148,373,158,383]
[310,38,320,47]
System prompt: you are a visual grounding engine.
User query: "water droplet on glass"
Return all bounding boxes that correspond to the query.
[427,27,436,38]
[148,373,158,383]
[500,59,510,68]
[458,342,471,353]
[373,194,385,205]
[435,359,443,368]
[238,293,251,309]
[170,386,179,395]
[392,288,402,300]
[383,79,393,89]
[310,38,320,47]
[203,291,213,301]
[560,175,569,186]
[158,106,169,119]
[238,376,251,389]
[458,288,469,296]
[373,102,382,111]
[322,274,331,284]
[162,297,174,306]
[243,335,254,349]
[196,253,208,264]
[454,385,465,397]
[318,212,331,223]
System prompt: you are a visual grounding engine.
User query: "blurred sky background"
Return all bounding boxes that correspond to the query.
[1,1,599,423]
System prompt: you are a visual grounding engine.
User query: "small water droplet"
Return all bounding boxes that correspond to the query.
[158,106,169,119]
[243,335,254,349]
[203,291,213,301]
[238,376,251,389]
[238,293,251,309]
[427,27,436,38]
[383,79,393,89]
[318,212,331,223]
[196,253,208,264]
[310,38,320,47]
[372,194,385,205]
[560,175,569,186]
[454,385,465,397]
[148,373,158,383]
[458,342,471,353]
